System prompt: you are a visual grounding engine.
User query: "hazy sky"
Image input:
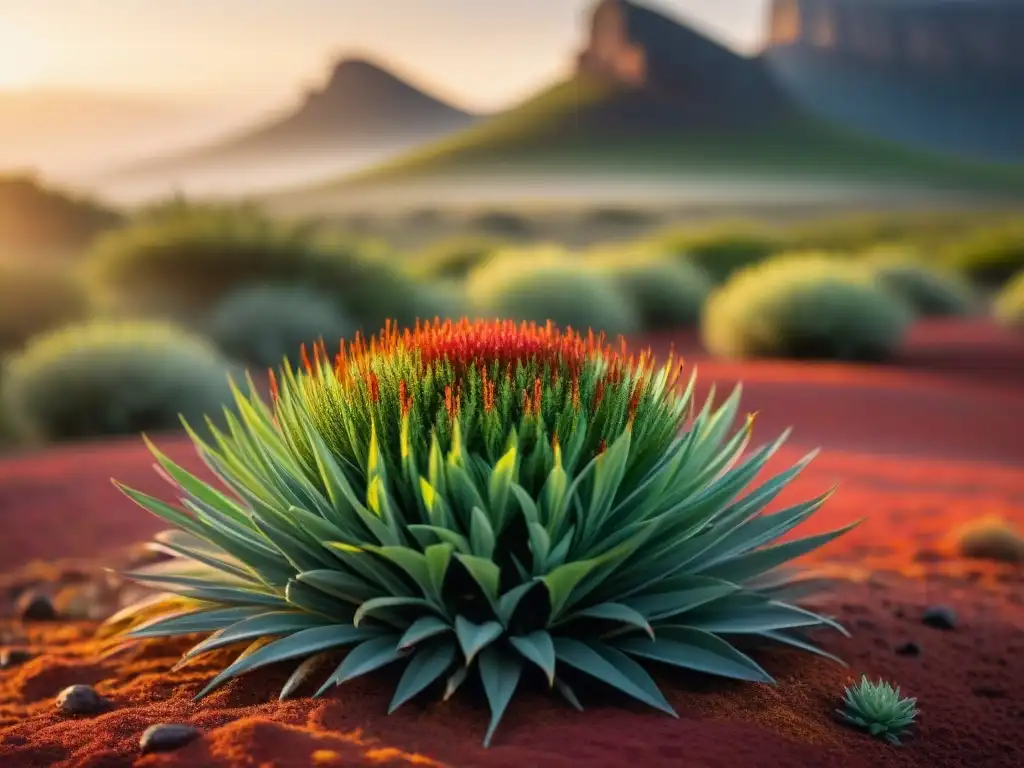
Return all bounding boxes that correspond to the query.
[0,0,769,111]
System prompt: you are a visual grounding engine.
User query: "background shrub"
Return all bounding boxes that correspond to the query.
[467,246,641,336]
[468,209,532,237]
[864,255,979,317]
[1,321,236,445]
[993,271,1024,330]
[644,224,781,283]
[84,204,439,330]
[943,223,1024,288]
[586,250,710,330]
[702,253,913,361]
[410,235,506,281]
[0,173,123,257]
[0,262,90,353]
[205,284,357,370]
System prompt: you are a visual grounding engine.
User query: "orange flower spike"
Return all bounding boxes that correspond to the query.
[444,385,455,421]
[267,368,280,402]
[532,376,543,415]
[300,343,313,375]
[399,380,409,415]
[367,371,380,402]
[571,375,580,410]
[627,382,643,424]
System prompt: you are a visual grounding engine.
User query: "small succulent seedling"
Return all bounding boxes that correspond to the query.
[837,675,918,745]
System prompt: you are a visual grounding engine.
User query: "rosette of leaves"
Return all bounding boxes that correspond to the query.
[837,676,918,746]
[106,318,855,746]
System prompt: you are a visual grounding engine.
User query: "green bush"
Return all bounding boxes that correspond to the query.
[865,256,979,318]
[1,321,236,445]
[205,284,357,370]
[994,271,1024,329]
[0,262,90,353]
[703,253,913,361]
[0,363,13,453]
[109,319,851,747]
[644,225,781,283]
[579,206,656,229]
[943,223,1024,287]
[469,209,532,236]
[0,173,123,256]
[85,204,436,330]
[411,235,506,281]
[467,246,641,336]
[586,250,710,330]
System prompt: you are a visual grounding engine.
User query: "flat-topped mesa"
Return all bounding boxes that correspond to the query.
[767,0,1024,81]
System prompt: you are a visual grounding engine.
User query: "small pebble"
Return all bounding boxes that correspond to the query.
[895,641,921,657]
[0,648,33,668]
[140,723,202,754]
[56,684,110,716]
[15,591,56,621]
[922,605,957,630]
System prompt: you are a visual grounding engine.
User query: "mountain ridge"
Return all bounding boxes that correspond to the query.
[105,57,480,179]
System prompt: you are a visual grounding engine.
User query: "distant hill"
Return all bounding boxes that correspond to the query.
[281,0,1024,204]
[0,173,123,258]
[108,57,479,181]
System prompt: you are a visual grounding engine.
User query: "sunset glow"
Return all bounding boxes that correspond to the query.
[0,22,45,89]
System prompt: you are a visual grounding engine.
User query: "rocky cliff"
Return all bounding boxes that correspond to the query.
[764,0,1024,161]
[576,0,792,124]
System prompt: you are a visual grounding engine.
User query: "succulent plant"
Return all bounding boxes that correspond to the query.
[106,318,854,746]
[837,675,918,746]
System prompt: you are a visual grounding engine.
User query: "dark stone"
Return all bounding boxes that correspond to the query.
[922,606,958,630]
[139,723,202,754]
[972,686,1007,699]
[0,648,33,668]
[895,641,921,657]
[15,591,56,621]
[913,549,945,564]
[56,685,110,716]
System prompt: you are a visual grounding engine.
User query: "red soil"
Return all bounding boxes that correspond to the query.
[0,319,1022,767]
